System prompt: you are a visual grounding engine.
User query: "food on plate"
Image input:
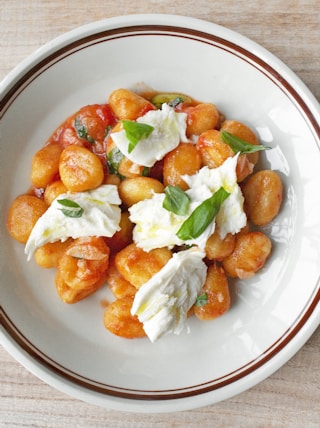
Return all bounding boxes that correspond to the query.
[193,262,230,321]
[55,236,110,303]
[222,232,272,279]
[242,170,283,226]
[24,185,121,260]
[6,88,283,342]
[130,247,207,342]
[59,145,104,192]
[7,194,48,244]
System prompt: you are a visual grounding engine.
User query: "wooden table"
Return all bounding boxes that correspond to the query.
[1,1,319,426]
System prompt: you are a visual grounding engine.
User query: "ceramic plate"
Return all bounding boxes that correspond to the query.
[1,14,319,413]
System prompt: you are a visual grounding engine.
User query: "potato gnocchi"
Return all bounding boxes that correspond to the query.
[6,88,283,341]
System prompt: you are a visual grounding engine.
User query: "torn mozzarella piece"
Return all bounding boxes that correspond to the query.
[131,247,207,342]
[25,185,121,260]
[111,103,188,167]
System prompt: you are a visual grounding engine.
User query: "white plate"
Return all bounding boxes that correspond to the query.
[0,14,319,413]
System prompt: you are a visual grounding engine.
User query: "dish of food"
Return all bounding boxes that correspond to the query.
[6,86,282,343]
[1,14,319,413]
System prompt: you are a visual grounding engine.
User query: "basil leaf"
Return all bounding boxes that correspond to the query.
[107,147,124,176]
[121,120,154,153]
[57,199,80,208]
[74,117,95,144]
[57,199,84,218]
[221,130,270,154]
[60,209,84,218]
[168,97,184,108]
[195,293,208,307]
[142,167,150,177]
[163,185,190,216]
[177,187,230,240]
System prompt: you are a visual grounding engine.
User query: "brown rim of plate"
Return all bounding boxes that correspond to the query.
[1,24,319,401]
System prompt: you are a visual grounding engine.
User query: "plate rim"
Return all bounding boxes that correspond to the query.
[1,13,319,413]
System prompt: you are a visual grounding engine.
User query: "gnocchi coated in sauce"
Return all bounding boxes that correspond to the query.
[6,88,283,341]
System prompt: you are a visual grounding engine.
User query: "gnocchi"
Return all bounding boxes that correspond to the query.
[194,262,230,320]
[59,145,104,192]
[30,143,63,188]
[181,103,221,137]
[119,177,164,207]
[43,180,68,205]
[6,87,284,341]
[205,228,236,261]
[7,194,47,244]
[105,256,137,299]
[103,296,146,339]
[115,243,172,289]
[242,170,283,226]
[34,239,73,268]
[163,142,202,190]
[55,237,110,304]
[222,232,272,278]
[109,88,155,120]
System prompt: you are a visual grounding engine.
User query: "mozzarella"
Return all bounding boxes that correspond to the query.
[183,154,247,239]
[131,247,207,342]
[110,103,188,167]
[129,154,247,252]
[25,185,121,260]
[129,193,185,251]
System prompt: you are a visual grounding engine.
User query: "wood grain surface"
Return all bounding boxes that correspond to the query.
[1,1,319,427]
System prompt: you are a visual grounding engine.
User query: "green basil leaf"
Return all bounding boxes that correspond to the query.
[60,208,83,218]
[57,199,84,218]
[221,130,270,154]
[195,293,208,307]
[142,167,150,177]
[121,120,154,153]
[107,147,124,176]
[177,187,230,240]
[74,117,95,144]
[163,185,190,216]
[168,97,184,108]
[57,199,81,208]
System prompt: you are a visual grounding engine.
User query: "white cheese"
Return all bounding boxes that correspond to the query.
[131,247,207,342]
[110,103,188,167]
[25,185,121,260]
[129,154,247,252]
[183,153,247,239]
[129,193,186,251]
